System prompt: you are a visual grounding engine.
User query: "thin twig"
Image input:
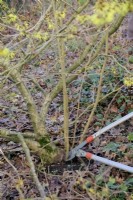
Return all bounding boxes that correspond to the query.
[100,54,132,74]
[101,86,123,126]
[17,134,46,199]
[80,31,109,142]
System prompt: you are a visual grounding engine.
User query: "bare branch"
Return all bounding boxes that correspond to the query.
[17,134,46,198]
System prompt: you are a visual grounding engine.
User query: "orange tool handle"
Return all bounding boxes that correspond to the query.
[86,135,94,143]
[85,152,93,159]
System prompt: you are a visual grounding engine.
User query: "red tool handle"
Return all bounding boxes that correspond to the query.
[86,135,94,143]
[85,152,93,159]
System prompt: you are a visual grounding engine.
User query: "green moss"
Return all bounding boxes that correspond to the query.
[40,148,60,164]
[38,136,50,146]
[128,56,133,63]
[38,136,56,153]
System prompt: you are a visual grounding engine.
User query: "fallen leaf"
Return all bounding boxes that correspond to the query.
[110,105,118,113]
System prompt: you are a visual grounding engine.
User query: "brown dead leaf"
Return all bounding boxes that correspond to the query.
[110,105,118,113]
[119,145,127,152]
[50,115,57,122]
[93,137,100,147]
[130,118,133,126]
[100,141,108,146]
[115,176,124,184]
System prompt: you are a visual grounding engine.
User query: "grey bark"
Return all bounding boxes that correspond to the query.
[128,13,133,39]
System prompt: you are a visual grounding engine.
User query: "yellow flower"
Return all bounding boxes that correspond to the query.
[70,26,78,34]
[120,2,129,15]
[47,20,55,30]
[88,188,95,195]
[33,32,49,41]
[10,52,15,59]
[123,77,133,87]
[42,32,49,41]
[76,14,89,24]
[24,21,29,29]
[112,67,117,75]
[64,34,74,41]
[90,14,104,25]
[90,1,131,26]
[34,32,42,40]
[0,48,15,59]
[8,13,18,22]
[55,11,66,19]
[60,12,66,19]
[106,11,115,23]
[0,48,10,57]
